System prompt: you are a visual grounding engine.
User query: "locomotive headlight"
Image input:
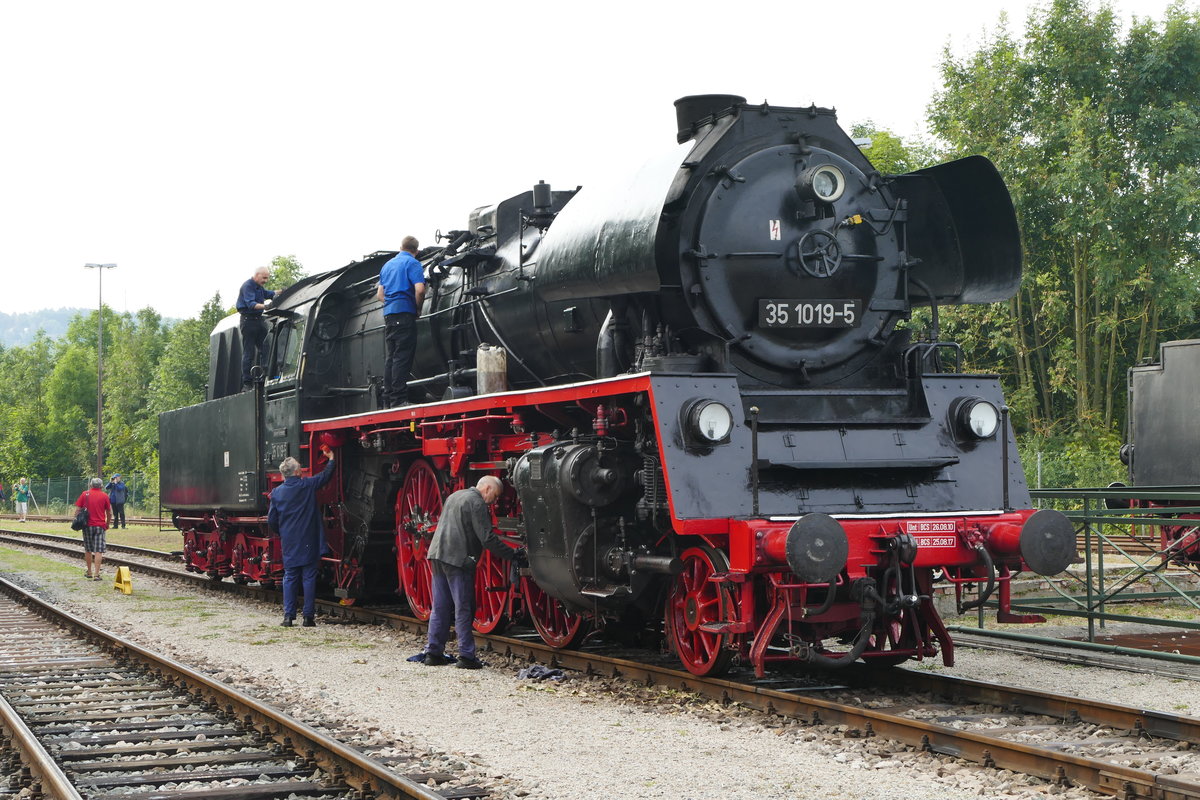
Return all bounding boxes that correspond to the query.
[687,400,733,444]
[951,397,1000,440]
[797,164,846,203]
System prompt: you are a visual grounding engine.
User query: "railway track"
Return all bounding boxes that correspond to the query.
[0,528,183,565]
[0,513,165,527]
[0,575,467,800]
[3,529,1200,798]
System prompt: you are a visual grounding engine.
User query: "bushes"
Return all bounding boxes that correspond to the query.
[1018,428,1126,491]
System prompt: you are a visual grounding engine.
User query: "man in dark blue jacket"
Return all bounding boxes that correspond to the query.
[267,446,336,627]
[236,266,277,390]
[104,474,128,528]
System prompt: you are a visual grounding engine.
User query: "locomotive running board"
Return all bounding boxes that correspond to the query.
[303,371,660,429]
[758,456,960,470]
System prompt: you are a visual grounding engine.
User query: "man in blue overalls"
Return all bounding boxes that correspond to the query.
[268,446,336,627]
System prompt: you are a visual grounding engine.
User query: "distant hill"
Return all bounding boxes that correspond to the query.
[0,309,87,347]
[0,309,181,348]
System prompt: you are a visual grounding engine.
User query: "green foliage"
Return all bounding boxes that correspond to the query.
[1018,428,1125,491]
[928,0,1200,480]
[148,293,226,414]
[0,251,308,497]
[0,296,222,495]
[849,123,940,173]
[268,255,307,292]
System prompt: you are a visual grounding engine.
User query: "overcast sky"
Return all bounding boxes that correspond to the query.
[0,0,1185,321]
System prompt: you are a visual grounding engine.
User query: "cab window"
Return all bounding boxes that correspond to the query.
[268,302,311,383]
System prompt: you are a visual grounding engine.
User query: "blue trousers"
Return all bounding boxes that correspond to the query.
[282,562,319,619]
[427,561,477,659]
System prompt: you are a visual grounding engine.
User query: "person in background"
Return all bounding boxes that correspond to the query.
[375,237,426,408]
[236,266,276,391]
[14,478,31,522]
[423,475,524,669]
[105,474,128,529]
[267,446,336,627]
[76,477,114,580]
[0,482,7,508]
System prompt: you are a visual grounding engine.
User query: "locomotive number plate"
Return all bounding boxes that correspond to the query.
[758,299,861,328]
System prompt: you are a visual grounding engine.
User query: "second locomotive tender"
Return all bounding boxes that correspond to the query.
[160,94,1075,676]
[1110,339,1200,569]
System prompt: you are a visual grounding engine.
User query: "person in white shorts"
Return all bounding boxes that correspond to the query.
[13,477,31,522]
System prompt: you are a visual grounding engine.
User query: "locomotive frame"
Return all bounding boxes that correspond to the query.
[160,95,1077,677]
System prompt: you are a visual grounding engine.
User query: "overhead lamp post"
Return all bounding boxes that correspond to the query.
[84,263,117,479]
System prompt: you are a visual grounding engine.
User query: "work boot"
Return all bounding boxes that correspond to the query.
[302,616,316,628]
[279,617,294,627]
[423,652,455,666]
[456,655,484,670]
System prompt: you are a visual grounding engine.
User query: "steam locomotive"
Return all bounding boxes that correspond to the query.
[1112,339,1200,568]
[159,94,1075,676]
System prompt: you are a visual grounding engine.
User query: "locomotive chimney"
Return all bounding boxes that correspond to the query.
[533,179,552,211]
[525,180,556,230]
[674,94,746,143]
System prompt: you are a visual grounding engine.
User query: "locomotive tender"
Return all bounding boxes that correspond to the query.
[1113,339,1200,568]
[160,95,1076,676]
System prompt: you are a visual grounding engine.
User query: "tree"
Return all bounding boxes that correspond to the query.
[269,255,307,292]
[0,273,292,498]
[929,0,1200,452]
[103,308,167,476]
[149,293,228,414]
[850,123,939,174]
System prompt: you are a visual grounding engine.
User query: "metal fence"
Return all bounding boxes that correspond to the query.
[957,487,1200,657]
[7,473,150,512]
[1017,487,1200,634]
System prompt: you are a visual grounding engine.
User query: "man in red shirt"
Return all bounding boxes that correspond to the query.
[76,478,114,580]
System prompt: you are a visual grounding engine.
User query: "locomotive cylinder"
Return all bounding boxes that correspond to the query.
[630,554,684,575]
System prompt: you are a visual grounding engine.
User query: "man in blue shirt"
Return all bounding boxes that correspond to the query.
[268,446,336,627]
[374,237,426,407]
[104,474,128,529]
[235,267,276,390]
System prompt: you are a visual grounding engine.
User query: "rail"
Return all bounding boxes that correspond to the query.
[2,531,1199,799]
[0,574,449,800]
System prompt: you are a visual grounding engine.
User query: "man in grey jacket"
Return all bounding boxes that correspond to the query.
[424,475,522,669]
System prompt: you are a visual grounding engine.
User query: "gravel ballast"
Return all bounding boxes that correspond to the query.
[3,548,1198,800]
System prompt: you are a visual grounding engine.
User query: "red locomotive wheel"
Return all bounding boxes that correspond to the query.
[395,460,443,621]
[473,550,511,634]
[667,546,736,677]
[522,577,589,649]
